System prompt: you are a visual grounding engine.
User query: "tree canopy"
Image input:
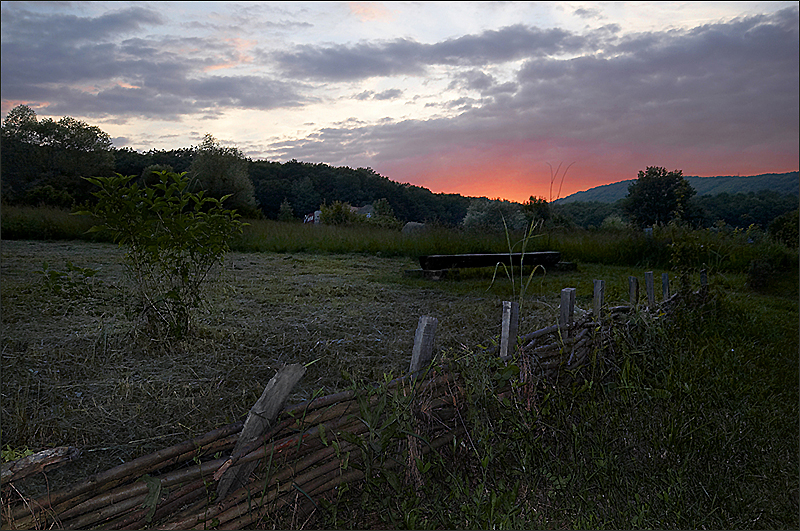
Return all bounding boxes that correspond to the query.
[188,134,256,215]
[622,166,696,227]
[1,104,114,205]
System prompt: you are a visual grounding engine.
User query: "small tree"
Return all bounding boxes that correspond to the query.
[278,198,295,221]
[77,171,244,338]
[622,166,695,228]
[521,196,551,225]
[320,201,357,225]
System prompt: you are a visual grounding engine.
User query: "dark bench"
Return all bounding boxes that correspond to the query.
[418,251,561,271]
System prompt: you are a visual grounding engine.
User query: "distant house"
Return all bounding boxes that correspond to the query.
[352,204,374,218]
[304,210,322,224]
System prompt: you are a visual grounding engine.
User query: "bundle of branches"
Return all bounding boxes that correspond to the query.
[2,369,465,530]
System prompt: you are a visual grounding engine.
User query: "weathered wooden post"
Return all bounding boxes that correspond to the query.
[628,276,639,308]
[593,280,605,320]
[217,364,306,500]
[662,272,670,300]
[559,288,576,337]
[645,271,655,308]
[409,316,438,375]
[499,301,519,361]
[700,269,708,294]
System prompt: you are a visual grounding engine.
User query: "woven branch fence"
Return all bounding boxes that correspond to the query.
[2,270,704,530]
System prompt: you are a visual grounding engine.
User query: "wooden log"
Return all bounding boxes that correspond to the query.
[593,279,605,319]
[409,316,438,375]
[162,421,368,530]
[217,364,306,501]
[418,252,560,271]
[499,301,519,361]
[1,446,81,485]
[8,420,245,527]
[114,478,207,530]
[645,271,655,308]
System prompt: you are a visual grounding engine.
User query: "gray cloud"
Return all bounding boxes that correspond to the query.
[2,1,795,176]
[267,7,798,166]
[1,7,308,119]
[273,24,591,81]
[1,6,164,44]
[354,89,404,101]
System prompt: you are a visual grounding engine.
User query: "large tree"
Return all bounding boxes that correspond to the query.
[623,166,695,227]
[188,134,256,214]
[1,104,114,204]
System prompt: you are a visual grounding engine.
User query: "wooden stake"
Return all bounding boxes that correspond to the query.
[559,288,576,337]
[217,364,306,501]
[700,269,708,294]
[499,301,519,361]
[645,271,655,308]
[662,272,670,300]
[409,316,438,375]
[593,280,605,319]
[629,276,639,307]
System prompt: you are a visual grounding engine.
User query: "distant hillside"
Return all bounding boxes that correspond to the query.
[555,172,799,204]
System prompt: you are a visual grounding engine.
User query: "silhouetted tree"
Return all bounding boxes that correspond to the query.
[622,166,695,227]
[189,134,256,215]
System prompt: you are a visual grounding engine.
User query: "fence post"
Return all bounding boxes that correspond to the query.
[559,288,576,337]
[662,273,670,300]
[629,276,639,308]
[700,269,708,295]
[593,280,605,320]
[409,316,438,375]
[645,271,655,308]
[499,301,519,361]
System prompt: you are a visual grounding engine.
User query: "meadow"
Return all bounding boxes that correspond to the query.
[1,208,798,529]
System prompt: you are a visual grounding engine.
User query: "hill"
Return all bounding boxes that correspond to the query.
[555,172,799,204]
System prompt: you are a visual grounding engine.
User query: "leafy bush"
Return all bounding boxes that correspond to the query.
[321,201,358,226]
[462,198,527,232]
[22,185,75,209]
[769,208,799,249]
[76,171,244,337]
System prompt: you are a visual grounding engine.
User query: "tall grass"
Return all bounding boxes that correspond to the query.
[3,206,797,275]
[1,205,103,241]
[322,287,799,529]
[232,219,513,257]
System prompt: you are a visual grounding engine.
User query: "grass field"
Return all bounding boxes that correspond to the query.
[1,229,798,528]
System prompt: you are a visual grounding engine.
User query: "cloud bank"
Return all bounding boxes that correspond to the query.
[2,2,797,201]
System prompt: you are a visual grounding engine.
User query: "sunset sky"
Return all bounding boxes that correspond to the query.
[2,1,798,202]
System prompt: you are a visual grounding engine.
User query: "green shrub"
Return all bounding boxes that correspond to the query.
[769,209,798,249]
[76,171,244,337]
[320,201,358,226]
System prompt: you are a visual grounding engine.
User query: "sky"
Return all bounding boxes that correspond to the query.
[1,1,798,203]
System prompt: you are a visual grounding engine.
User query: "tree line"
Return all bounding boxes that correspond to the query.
[2,105,796,236]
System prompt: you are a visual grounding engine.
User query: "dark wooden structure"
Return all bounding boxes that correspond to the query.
[418,251,561,271]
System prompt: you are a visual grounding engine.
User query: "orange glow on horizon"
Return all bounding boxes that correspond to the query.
[376,143,799,204]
